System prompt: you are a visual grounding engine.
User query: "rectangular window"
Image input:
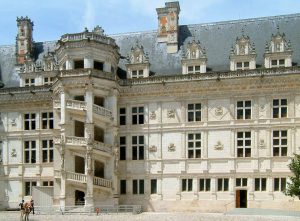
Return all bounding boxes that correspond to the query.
[120,136,126,161]
[199,178,210,192]
[74,60,84,69]
[236,178,247,187]
[236,62,249,70]
[42,181,53,186]
[132,136,144,160]
[24,113,36,130]
[187,66,201,74]
[182,179,193,192]
[274,178,286,191]
[273,99,287,118]
[151,179,157,194]
[24,181,37,196]
[24,141,36,163]
[255,178,267,191]
[94,61,104,71]
[132,70,144,78]
[42,112,54,129]
[120,180,126,195]
[237,100,251,120]
[44,77,54,85]
[187,103,201,122]
[132,179,144,195]
[273,130,287,157]
[42,140,53,163]
[237,131,251,157]
[24,78,35,86]
[132,107,144,125]
[271,59,285,67]
[187,133,201,158]
[119,108,126,125]
[217,178,229,191]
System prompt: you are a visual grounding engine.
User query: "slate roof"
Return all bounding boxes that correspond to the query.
[1,13,300,88]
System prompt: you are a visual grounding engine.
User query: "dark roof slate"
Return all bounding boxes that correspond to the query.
[1,13,300,88]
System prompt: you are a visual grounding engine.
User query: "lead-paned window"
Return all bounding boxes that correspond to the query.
[120,136,126,161]
[42,112,53,129]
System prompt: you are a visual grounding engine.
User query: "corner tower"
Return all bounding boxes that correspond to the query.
[16,16,34,64]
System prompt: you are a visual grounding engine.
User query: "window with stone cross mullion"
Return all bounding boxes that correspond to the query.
[42,139,53,163]
[272,130,287,156]
[132,106,144,124]
[272,99,287,118]
[187,133,201,158]
[24,113,36,130]
[42,112,53,129]
[237,131,251,157]
[274,177,286,191]
[187,103,201,122]
[132,136,144,160]
[24,140,36,163]
[236,100,251,119]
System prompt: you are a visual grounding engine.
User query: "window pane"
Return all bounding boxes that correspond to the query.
[133,180,138,194]
[206,179,210,191]
[139,180,144,194]
[151,179,157,194]
[217,179,222,191]
[224,179,229,191]
[139,146,144,160]
[182,179,186,191]
[199,179,204,191]
[274,178,279,191]
[255,179,260,191]
[261,178,266,191]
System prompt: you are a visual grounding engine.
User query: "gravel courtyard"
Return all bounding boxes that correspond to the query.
[0,211,299,221]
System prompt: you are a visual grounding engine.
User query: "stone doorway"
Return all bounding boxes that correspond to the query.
[75,190,85,206]
[236,189,247,208]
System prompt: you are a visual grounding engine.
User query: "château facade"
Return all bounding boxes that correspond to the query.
[0,1,300,212]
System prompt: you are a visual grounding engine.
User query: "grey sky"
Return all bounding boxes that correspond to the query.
[0,0,299,45]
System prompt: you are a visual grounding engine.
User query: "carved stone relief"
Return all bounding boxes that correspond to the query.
[167,110,175,118]
[149,145,157,152]
[214,141,223,150]
[149,111,156,120]
[168,143,176,151]
[11,149,17,157]
[11,119,17,127]
[259,139,266,149]
[214,106,223,116]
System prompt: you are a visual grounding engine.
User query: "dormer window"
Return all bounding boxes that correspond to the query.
[25,78,35,86]
[44,77,54,85]
[264,28,292,68]
[125,43,150,79]
[230,34,256,71]
[182,40,207,74]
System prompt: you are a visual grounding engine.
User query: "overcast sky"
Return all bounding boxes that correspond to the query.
[0,0,300,45]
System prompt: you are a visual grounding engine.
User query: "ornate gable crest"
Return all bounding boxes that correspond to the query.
[265,28,292,53]
[127,42,149,64]
[231,34,255,56]
[183,40,206,60]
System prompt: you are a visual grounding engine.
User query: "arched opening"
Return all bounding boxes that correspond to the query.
[94,160,104,178]
[75,155,85,174]
[94,96,104,107]
[75,190,85,206]
[94,126,104,142]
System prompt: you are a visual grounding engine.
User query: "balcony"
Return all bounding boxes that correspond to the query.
[93,104,113,123]
[54,170,112,189]
[66,99,86,111]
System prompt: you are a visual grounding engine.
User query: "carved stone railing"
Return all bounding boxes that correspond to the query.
[66,99,86,111]
[53,100,60,109]
[119,66,300,86]
[60,69,115,81]
[93,176,112,188]
[93,141,112,154]
[65,136,87,146]
[66,171,87,183]
[60,32,117,47]
[93,104,113,119]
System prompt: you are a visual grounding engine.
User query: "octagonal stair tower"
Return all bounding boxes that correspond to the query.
[52,27,120,210]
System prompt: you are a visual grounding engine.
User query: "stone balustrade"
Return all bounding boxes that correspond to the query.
[66,99,87,110]
[66,171,87,183]
[93,141,112,154]
[93,176,112,188]
[119,66,300,86]
[65,136,87,146]
[60,68,115,81]
[93,104,113,119]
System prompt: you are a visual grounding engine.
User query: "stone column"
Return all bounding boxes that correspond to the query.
[85,147,94,211]
[59,142,66,211]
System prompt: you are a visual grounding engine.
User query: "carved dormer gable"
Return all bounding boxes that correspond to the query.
[229,33,256,71]
[264,28,292,68]
[181,39,207,74]
[43,50,58,71]
[125,42,150,79]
